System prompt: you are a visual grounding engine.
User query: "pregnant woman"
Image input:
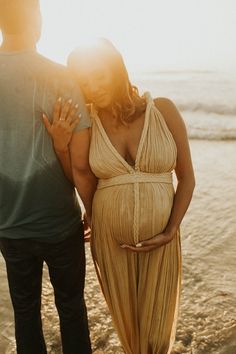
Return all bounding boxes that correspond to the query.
[44,39,195,354]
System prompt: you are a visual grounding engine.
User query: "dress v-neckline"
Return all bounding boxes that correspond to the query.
[93,95,151,172]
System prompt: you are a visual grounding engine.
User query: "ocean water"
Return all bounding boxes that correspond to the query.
[132,71,236,140]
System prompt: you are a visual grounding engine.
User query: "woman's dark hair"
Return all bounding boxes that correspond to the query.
[68,38,146,124]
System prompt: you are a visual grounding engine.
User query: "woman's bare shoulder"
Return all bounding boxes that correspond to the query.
[153,96,187,137]
[154,97,178,117]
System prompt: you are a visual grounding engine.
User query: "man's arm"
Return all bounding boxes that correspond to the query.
[69,128,97,223]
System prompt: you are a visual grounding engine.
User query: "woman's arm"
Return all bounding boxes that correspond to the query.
[42,98,79,182]
[156,97,195,235]
[122,97,195,252]
[43,98,97,225]
[69,129,98,224]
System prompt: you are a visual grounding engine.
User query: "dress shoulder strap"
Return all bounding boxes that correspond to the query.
[143,91,155,106]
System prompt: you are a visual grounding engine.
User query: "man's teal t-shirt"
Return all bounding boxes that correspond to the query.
[0,50,90,240]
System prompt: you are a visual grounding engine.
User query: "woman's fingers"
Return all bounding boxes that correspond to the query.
[83,213,91,242]
[84,229,91,242]
[121,243,159,252]
[59,98,72,121]
[42,113,52,134]
[136,234,167,248]
[53,98,79,125]
[70,119,80,131]
[120,233,171,253]
[53,97,62,121]
[67,103,79,125]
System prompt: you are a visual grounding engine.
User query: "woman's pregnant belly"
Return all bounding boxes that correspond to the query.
[92,182,175,245]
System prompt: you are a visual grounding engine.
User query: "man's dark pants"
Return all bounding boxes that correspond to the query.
[0,224,92,354]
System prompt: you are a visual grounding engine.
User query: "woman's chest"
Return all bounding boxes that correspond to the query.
[101,117,145,165]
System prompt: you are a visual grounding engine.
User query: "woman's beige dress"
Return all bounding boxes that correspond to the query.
[89,93,182,354]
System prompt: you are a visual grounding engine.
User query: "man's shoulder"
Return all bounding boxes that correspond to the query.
[33,52,80,95]
[34,52,70,80]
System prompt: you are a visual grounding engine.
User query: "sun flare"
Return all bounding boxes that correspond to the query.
[1,0,235,72]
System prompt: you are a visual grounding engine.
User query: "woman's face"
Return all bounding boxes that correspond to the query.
[76,59,114,109]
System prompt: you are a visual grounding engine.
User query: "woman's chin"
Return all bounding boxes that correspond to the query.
[95,102,110,110]
[94,96,112,109]
[95,103,108,109]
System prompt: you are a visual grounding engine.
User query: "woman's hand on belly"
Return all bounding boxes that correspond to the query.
[120,229,176,252]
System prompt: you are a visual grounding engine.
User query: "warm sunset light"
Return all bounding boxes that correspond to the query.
[1,1,236,353]
[36,0,236,72]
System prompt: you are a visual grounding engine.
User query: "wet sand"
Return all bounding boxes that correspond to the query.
[1,139,236,354]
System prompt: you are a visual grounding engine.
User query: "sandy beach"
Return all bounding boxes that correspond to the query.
[1,139,236,354]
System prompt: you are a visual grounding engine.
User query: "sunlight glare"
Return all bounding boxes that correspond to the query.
[1,0,236,72]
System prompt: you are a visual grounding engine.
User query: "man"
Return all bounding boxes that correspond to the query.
[0,1,96,353]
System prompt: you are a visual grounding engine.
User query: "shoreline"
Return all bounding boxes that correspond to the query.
[1,139,236,354]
